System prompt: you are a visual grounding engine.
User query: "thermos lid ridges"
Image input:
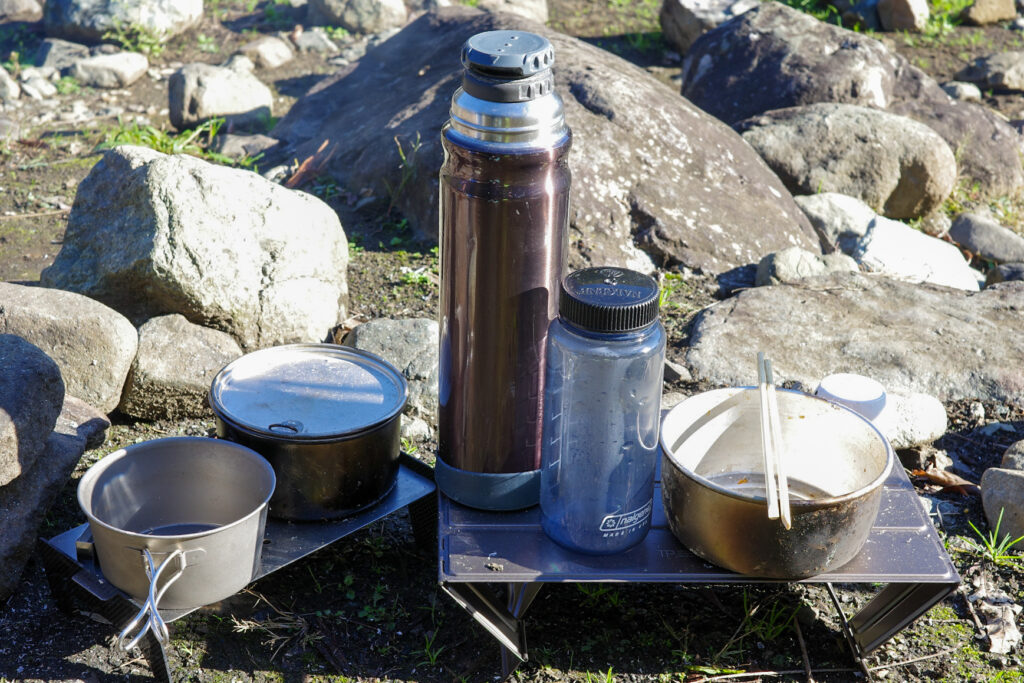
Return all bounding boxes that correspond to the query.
[560,267,660,333]
[462,30,554,78]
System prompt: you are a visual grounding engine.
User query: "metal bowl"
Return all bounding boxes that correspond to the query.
[659,387,893,579]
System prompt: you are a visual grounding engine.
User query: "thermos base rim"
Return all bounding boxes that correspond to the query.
[434,457,540,511]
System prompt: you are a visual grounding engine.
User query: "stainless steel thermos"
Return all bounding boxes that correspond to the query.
[437,30,572,510]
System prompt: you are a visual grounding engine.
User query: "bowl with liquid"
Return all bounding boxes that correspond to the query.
[659,387,893,578]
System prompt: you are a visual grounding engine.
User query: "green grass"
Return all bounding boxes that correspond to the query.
[102,20,168,58]
[96,117,262,169]
[967,508,1024,567]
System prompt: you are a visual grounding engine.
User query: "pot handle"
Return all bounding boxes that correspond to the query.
[116,548,187,651]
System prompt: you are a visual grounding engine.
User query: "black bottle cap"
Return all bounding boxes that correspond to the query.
[559,267,660,333]
[460,30,555,104]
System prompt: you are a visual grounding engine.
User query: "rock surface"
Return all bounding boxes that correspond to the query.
[980,467,1024,542]
[987,262,1024,285]
[343,318,439,421]
[882,391,947,450]
[0,0,42,23]
[70,51,148,89]
[118,314,243,420]
[877,0,928,31]
[1001,440,1024,470]
[956,51,1024,90]
[43,0,204,44]
[40,146,349,350]
[309,0,408,33]
[34,37,90,72]
[680,2,1024,201]
[737,103,956,219]
[239,35,294,69]
[0,398,91,603]
[271,7,818,275]
[0,336,64,488]
[0,282,137,413]
[0,66,19,103]
[962,0,1017,25]
[658,0,758,53]
[685,271,1024,403]
[950,212,1024,264]
[754,247,857,286]
[168,60,274,130]
[793,193,980,290]
[476,0,549,23]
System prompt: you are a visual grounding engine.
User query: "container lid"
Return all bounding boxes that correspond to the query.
[559,267,660,333]
[461,31,554,78]
[209,344,408,441]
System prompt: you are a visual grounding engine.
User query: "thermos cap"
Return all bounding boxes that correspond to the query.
[560,267,660,333]
[461,31,554,78]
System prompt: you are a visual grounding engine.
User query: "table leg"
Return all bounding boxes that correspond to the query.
[441,582,544,675]
[826,582,957,671]
[37,537,175,683]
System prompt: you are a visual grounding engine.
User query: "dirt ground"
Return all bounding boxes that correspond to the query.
[2,1,1024,681]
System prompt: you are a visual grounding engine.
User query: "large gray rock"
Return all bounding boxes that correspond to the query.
[34,38,90,72]
[877,0,928,31]
[272,7,818,275]
[0,0,42,23]
[43,0,203,44]
[43,0,202,43]
[659,0,758,54]
[119,314,243,420]
[685,271,1024,404]
[680,2,1024,201]
[476,0,548,23]
[962,0,1017,25]
[956,52,1024,91]
[737,103,956,220]
[70,51,148,88]
[793,193,980,290]
[950,212,1024,264]
[0,282,136,413]
[343,318,438,421]
[40,146,349,350]
[0,398,89,603]
[0,336,64,487]
[980,468,1024,543]
[168,60,274,131]
[308,0,407,33]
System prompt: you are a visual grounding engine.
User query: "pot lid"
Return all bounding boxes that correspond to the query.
[209,344,408,440]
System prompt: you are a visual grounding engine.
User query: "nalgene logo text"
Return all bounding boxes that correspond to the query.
[599,500,653,536]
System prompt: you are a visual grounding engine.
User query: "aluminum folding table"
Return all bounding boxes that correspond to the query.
[439,461,960,676]
[39,454,437,682]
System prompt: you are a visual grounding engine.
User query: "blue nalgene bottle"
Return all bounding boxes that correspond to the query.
[539,267,666,554]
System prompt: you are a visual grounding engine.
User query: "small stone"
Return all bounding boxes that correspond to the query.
[168,61,273,130]
[989,263,1024,286]
[950,212,1024,264]
[239,36,294,69]
[662,391,688,410]
[308,0,408,34]
[962,0,1017,25]
[877,0,929,31]
[24,75,57,97]
[1001,440,1024,470]
[291,26,339,53]
[980,467,1024,540]
[755,246,857,286]
[71,52,148,89]
[0,66,20,102]
[881,391,948,449]
[0,0,43,22]
[664,359,692,383]
[34,38,90,72]
[942,80,983,102]
[211,133,279,160]
[969,401,987,422]
[401,414,432,441]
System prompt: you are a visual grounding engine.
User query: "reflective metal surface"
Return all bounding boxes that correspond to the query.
[209,344,407,440]
[659,388,894,578]
[438,132,572,480]
[77,437,274,610]
[447,89,568,149]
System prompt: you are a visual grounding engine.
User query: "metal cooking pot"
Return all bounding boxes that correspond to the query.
[77,437,275,648]
[660,387,893,579]
[209,344,408,521]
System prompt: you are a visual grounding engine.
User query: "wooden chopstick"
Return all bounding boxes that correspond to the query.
[764,359,792,530]
[757,352,780,521]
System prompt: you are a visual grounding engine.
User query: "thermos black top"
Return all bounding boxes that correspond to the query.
[559,267,661,333]
[461,30,554,78]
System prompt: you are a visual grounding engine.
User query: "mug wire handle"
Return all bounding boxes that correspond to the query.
[116,548,187,651]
